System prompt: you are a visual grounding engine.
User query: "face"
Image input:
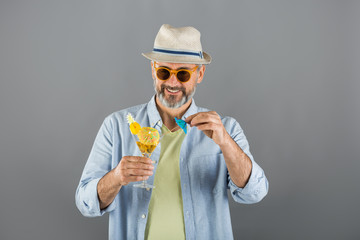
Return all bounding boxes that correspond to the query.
[152,61,205,109]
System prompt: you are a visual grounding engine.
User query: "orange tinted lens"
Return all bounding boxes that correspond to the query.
[156,68,170,80]
[177,70,191,82]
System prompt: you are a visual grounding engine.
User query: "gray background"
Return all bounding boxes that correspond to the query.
[0,0,359,239]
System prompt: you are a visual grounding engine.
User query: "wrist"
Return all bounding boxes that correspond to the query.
[112,167,123,188]
[218,132,232,149]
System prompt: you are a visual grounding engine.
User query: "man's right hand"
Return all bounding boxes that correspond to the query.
[98,156,154,210]
[114,156,154,186]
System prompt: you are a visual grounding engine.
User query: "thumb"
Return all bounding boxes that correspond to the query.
[185,113,198,124]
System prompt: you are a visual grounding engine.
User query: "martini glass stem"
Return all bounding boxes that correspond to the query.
[141,152,152,188]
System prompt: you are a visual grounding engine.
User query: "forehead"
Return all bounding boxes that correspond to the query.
[155,61,197,69]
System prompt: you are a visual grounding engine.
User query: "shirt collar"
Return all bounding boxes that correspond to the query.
[146,95,162,129]
[146,95,199,129]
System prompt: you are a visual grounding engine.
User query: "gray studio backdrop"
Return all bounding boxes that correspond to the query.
[1,1,359,239]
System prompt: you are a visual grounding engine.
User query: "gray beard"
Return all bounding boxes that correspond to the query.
[154,82,196,109]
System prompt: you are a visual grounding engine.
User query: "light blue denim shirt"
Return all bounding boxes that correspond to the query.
[75,96,268,240]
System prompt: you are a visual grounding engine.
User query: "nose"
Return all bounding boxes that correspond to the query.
[166,73,181,86]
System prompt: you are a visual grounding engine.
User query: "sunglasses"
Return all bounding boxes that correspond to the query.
[154,61,198,83]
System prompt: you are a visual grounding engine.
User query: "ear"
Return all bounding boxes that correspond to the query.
[151,61,155,80]
[197,65,206,84]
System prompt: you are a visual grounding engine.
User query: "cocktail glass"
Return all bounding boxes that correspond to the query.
[132,127,160,189]
[127,113,188,189]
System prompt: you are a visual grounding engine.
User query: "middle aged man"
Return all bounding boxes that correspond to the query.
[76,24,269,240]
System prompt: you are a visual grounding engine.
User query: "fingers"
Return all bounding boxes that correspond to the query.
[122,161,154,170]
[116,156,154,185]
[184,114,197,123]
[121,156,154,173]
[124,169,153,177]
[185,111,220,127]
[124,156,153,164]
[195,122,219,131]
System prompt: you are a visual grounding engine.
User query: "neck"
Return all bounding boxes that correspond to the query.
[155,96,192,131]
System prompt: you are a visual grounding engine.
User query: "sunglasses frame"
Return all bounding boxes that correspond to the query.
[153,61,198,83]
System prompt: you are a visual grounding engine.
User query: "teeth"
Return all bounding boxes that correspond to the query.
[167,88,180,93]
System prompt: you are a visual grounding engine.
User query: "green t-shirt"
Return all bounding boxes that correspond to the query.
[145,125,186,240]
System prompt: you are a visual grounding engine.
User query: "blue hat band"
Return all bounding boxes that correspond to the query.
[153,48,203,59]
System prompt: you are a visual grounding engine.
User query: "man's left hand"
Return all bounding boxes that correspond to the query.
[185,111,229,146]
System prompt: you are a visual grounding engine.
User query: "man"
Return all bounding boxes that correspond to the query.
[76,24,268,240]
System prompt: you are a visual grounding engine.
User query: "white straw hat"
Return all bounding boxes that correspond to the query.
[142,24,211,65]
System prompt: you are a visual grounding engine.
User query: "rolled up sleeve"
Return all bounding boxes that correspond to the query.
[75,116,116,217]
[228,160,268,204]
[226,118,269,204]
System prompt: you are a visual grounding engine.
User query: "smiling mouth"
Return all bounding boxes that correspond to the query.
[166,88,180,93]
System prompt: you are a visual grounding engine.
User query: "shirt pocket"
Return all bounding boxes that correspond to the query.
[190,153,228,195]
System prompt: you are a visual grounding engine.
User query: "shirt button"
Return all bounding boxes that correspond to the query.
[142,214,146,219]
